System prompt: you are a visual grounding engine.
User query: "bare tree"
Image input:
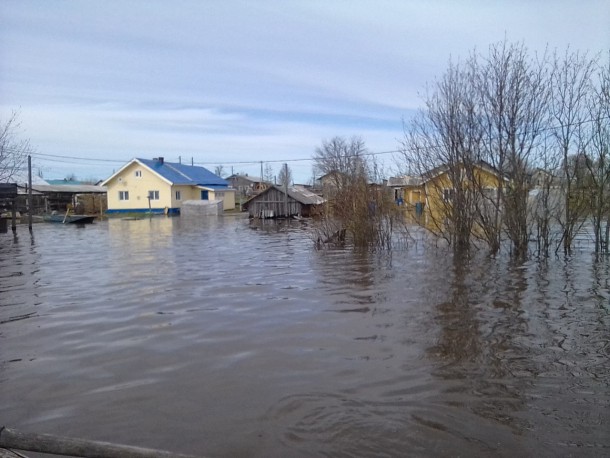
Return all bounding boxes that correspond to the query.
[550,49,597,254]
[401,57,483,252]
[214,165,225,178]
[474,42,552,257]
[0,111,32,182]
[488,42,550,258]
[277,163,292,188]
[263,163,274,183]
[314,136,397,248]
[585,53,610,253]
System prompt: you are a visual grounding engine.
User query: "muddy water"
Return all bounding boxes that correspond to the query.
[1,217,608,457]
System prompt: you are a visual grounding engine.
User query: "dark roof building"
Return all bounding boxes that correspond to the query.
[244,185,325,218]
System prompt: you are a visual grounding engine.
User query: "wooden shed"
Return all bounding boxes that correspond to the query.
[244,185,325,218]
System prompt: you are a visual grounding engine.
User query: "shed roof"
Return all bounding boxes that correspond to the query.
[32,184,107,193]
[248,185,325,205]
[387,175,422,187]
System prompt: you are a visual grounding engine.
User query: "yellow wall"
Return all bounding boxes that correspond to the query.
[210,189,235,210]
[106,162,173,211]
[423,165,502,220]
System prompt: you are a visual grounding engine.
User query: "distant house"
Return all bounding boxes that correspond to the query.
[528,168,560,189]
[244,185,325,218]
[315,171,346,198]
[225,174,271,198]
[102,157,236,214]
[387,175,424,208]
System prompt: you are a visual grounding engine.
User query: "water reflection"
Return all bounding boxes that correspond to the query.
[0,219,609,457]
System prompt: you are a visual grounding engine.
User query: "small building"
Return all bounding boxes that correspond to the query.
[31,183,107,214]
[102,157,236,214]
[387,175,424,208]
[314,171,347,199]
[244,185,325,218]
[225,174,271,198]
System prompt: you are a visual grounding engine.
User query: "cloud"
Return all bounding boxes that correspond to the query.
[1,0,608,182]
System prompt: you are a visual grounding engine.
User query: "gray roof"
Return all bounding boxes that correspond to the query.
[32,184,107,193]
[248,185,325,205]
[226,174,268,184]
[286,185,326,205]
[387,175,422,187]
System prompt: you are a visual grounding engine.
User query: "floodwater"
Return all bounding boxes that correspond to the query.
[1,216,608,457]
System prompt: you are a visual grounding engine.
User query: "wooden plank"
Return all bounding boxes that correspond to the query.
[0,427,200,458]
[0,448,28,458]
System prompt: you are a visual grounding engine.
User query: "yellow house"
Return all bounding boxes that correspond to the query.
[102,157,236,214]
[390,161,505,220]
[422,162,503,212]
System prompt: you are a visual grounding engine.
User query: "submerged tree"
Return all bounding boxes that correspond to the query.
[401,58,483,252]
[478,42,551,258]
[586,54,610,253]
[314,136,397,248]
[550,49,597,254]
[399,40,605,258]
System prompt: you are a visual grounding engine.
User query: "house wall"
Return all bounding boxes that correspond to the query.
[246,187,303,218]
[209,189,235,210]
[171,185,197,208]
[106,162,173,213]
[423,166,501,222]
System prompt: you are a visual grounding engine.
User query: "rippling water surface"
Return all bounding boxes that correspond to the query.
[1,216,609,457]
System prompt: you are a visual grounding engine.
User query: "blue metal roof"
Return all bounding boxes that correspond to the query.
[137,158,229,187]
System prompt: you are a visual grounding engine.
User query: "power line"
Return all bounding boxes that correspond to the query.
[1,114,608,168]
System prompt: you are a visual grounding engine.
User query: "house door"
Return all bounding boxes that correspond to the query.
[201,190,209,200]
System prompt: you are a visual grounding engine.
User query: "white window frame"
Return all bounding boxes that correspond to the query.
[175,190,181,200]
[148,190,160,200]
[135,170,142,178]
[119,191,129,201]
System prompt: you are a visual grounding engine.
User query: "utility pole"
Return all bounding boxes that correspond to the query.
[28,155,33,231]
[284,163,288,218]
[260,161,263,180]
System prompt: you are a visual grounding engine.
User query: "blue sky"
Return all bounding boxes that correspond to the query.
[1,1,608,183]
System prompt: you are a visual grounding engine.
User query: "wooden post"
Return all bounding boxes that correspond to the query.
[27,155,33,230]
[11,198,17,232]
[28,156,34,232]
[0,427,200,458]
[283,163,288,218]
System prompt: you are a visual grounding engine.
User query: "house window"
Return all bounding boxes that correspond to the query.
[175,191,181,200]
[119,191,129,201]
[216,192,224,198]
[443,188,454,202]
[148,190,160,200]
[201,190,209,200]
[135,170,142,177]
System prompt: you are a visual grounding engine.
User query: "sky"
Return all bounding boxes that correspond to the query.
[1,1,609,184]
